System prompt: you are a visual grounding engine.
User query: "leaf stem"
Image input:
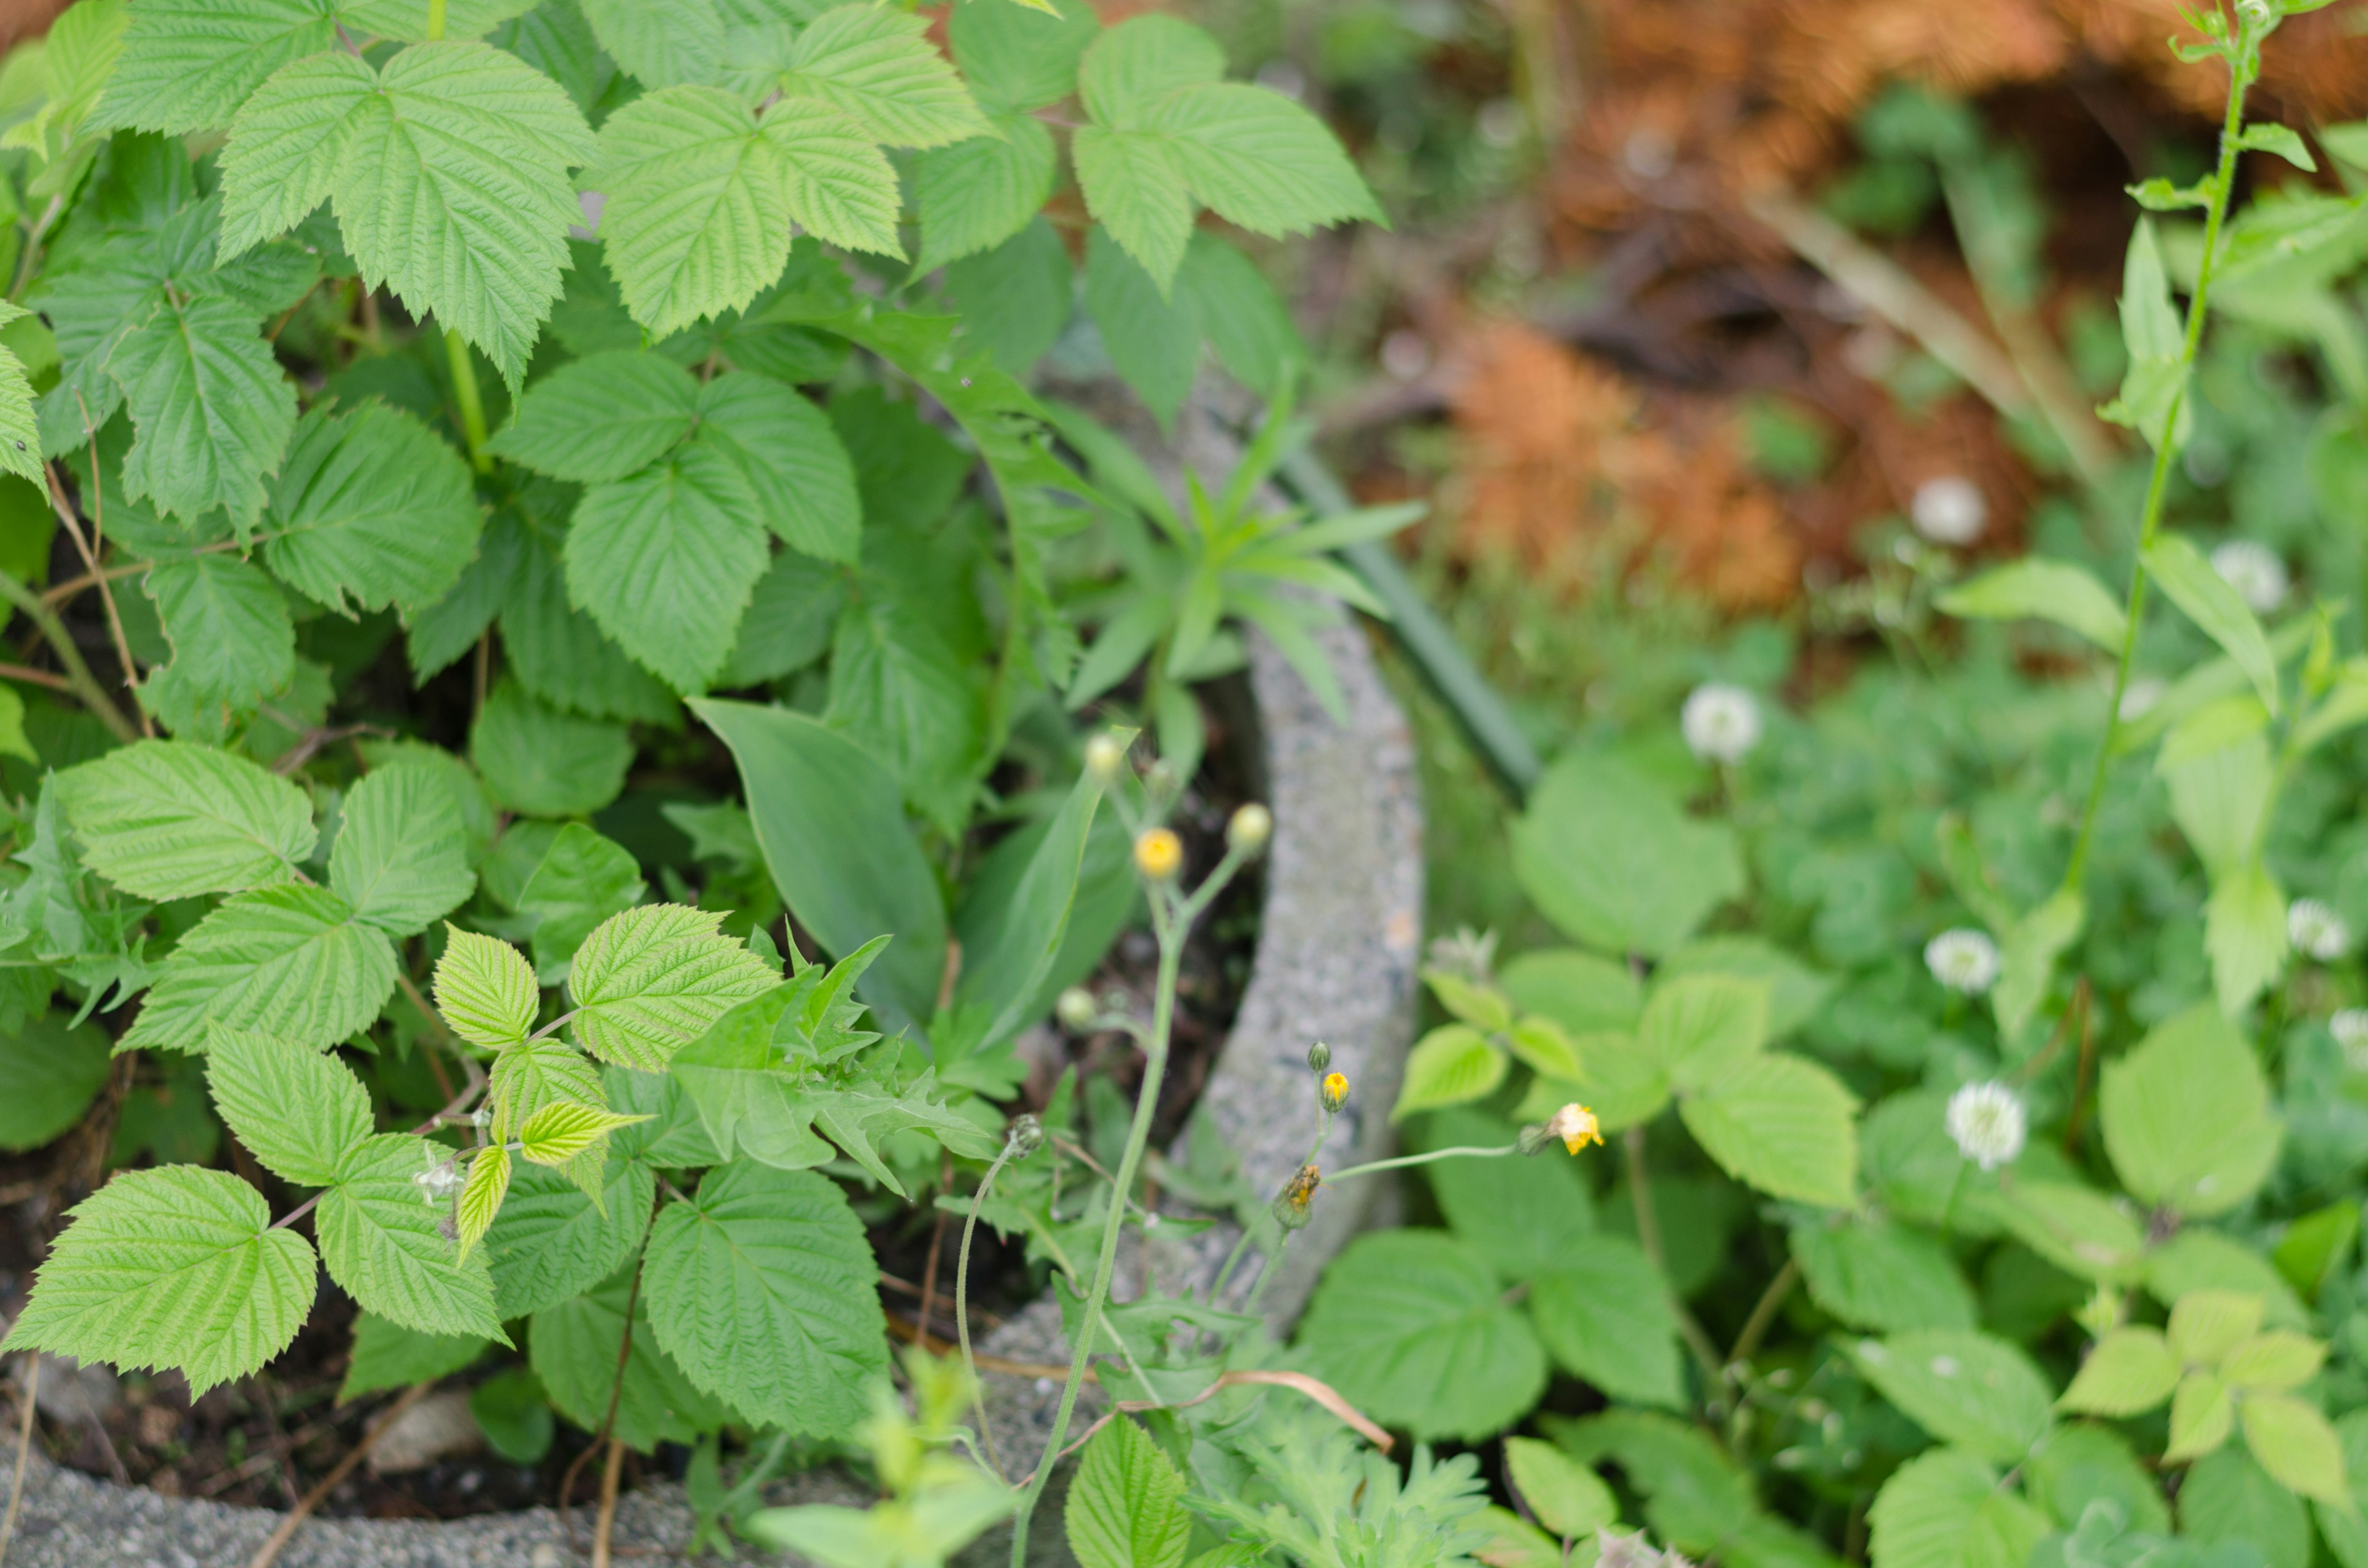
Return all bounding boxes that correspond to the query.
[2061,30,2256,895]
[0,568,136,742]
[956,1141,1019,1483]
[1625,1125,1726,1394]
[445,329,491,472]
[425,0,446,41]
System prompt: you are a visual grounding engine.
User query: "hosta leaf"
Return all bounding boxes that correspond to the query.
[469,679,634,818]
[1852,1331,2054,1463]
[109,292,297,528]
[456,1143,509,1260]
[689,372,860,564]
[89,0,337,136]
[567,903,781,1070]
[55,739,315,899]
[1867,1448,2050,1568]
[1679,1052,1859,1209]
[318,1133,506,1339]
[261,401,482,618]
[0,1165,318,1396]
[2058,1327,2180,1416]
[1298,1229,1548,1442]
[121,884,398,1054]
[566,443,769,692]
[204,1024,371,1187]
[487,348,699,482]
[483,1152,654,1319]
[532,1264,735,1451]
[913,113,1057,273]
[519,1101,649,1166]
[329,763,477,937]
[434,926,541,1048]
[780,4,989,148]
[139,552,296,737]
[1067,1417,1190,1568]
[1528,1235,1685,1408]
[642,1160,885,1437]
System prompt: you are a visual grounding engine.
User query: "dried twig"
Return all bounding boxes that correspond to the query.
[593,1437,627,1568]
[244,1379,434,1568]
[44,455,149,738]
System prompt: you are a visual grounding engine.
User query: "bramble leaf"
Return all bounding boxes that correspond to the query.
[483,1152,654,1319]
[1068,1416,1192,1568]
[330,763,477,937]
[318,1133,506,1339]
[567,903,781,1071]
[139,552,297,739]
[89,0,337,136]
[565,443,769,692]
[110,292,297,528]
[261,401,483,618]
[518,1101,651,1167]
[780,4,989,148]
[121,884,398,1054]
[486,348,699,483]
[204,1025,372,1187]
[456,1143,509,1260]
[434,926,541,1049]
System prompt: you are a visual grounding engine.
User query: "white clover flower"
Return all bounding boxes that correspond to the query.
[2332,1009,2368,1070]
[2210,541,2289,615]
[1681,683,1762,764]
[1945,1080,2027,1171]
[1910,477,1987,546]
[1924,929,2001,995]
[2288,898,2350,962]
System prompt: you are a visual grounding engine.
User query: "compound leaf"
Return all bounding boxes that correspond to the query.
[434,926,541,1049]
[261,400,482,618]
[55,739,314,899]
[565,443,768,692]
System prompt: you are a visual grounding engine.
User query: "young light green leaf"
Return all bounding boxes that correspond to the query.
[1511,753,1744,960]
[642,1161,886,1437]
[0,1165,318,1396]
[1867,1447,2050,1568]
[781,4,990,147]
[121,884,398,1054]
[89,0,336,136]
[518,1101,651,1166]
[470,679,634,818]
[140,552,296,737]
[455,1143,509,1261]
[2169,1289,2265,1367]
[1638,973,1767,1093]
[1936,558,2130,651]
[2235,121,2316,171]
[1502,1437,1618,1541]
[434,926,541,1049]
[2100,1004,2280,1218]
[108,292,296,528]
[57,744,317,905]
[330,764,476,937]
[2169,1370,2235,1460]
[318,1133,506,1340]
[1679,1052,1858,1208]
[261,401,483,618]
[1389,1023,1507,1122]
[483,1152,654,1320]
[582,86,783,335]
[337,1312,488,1403]
[2058,1327,2181,1416]
[2143,533,2281,715]
[566,444,769,693]
[487,1036,607,1144]
[2100,219,2190,451]
[204,1024,371,1187]
[1068,1415,1192,1568]
[2205,860,2288,1014]
[1852,1331,2054,1463]
[567,903,781,1070]
[1529,1235,1685,1408]
[488,348,700,482]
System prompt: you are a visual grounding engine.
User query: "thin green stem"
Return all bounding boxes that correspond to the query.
[956,1143,1018,1484]
[0,569,137,742]
[445,329,491,472]
[425,0,446,39]
[2062,36,2255,894]
[1626,1126,1726,1394]
[1326,1143,1519,1182]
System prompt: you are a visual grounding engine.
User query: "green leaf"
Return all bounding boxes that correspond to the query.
[89,0,337,136]
[947,0,1099,111]
[1298,1229,1548,1442]
[2169,1289,2264,1366]
[1936,558,2129,651]
[567,903,780,1071]
[2100,220,2189,452]
[1511,753,1744,960]
[470,679,633,818]
[318,1133,506,1340]
[496,520,680,723]
[0,1164,318,1395]
[781,4,990,147]
[1390,1023,1507,1121]
[519,1101,649,1166]
[804,1073,998,1195]
[1502,1437,1617,1541]
[692,697,947,1032]
[2143,533,2281,715]
[577,0,720,86]
[2236,121,2316,171]
[434,927,540,1049]
[950,765,1109,1053]
[1679,1053,1857,1208]
[1083,226,1199,424]
[1996,1180,2145,1283]
[2181,1448,2310,1568]
[329,763,475,937]
[140,553,295,744]
[1991,887,2083,1046]
[204,1025,371,1187]
[261,401,482,617]
[484,1151,653,1319]
[2099,1004,2280,1218]
[337,1312,487,1403]
[2205,860,2288,1014]
[2222,1330,2326,1390]
[517,821,646,980]
[1789,1215,1976,1332]
[720,551,847,686]
[489,349,699,482]
[1638,973,1767,1093]
[1529,1234,1685,1408]
[56,744,314,905]
[691,372,861,564]
[567,443,768,693]
[1503,948,1643,1033]
[1867,1448,2049,1568]
[1068,1415,1193,1568]
[2058,1328,2180,1416]
[110,299,295,530]
[0,1012,112,1152]
[1175,230,1304,398]
[2170,1373,2232,1460]
[2313,1411,2368,1568]
[942,216,1074,376]
[455,1142,509,1260]
[532,1263,738,1450]
[822,576,988,835]
[643,1160,885,1437]
[1421,1107,1593,1281]
[914,113,1056,274]
[220,41,596,384]
[122,884,398,1054]
[1852,1331,2054,1463]
[2026,1424,2170,1538]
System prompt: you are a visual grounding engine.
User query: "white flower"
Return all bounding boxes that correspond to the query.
[1946,1080,2027,1171]
[1911,477,1987,546]
[2332,1009,2368,1070]
[413,1155,464,1204]
[1924,929,2001,995]
[2210,541,2289,615]
[2288,898,2350,962]
[1682,683,1762,763]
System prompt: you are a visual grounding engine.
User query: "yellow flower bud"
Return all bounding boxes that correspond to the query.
[1227,802,1272,855]
[1319,1071,1349,1113]
[1055,987,1097,1030]
[1084,733,1127,784]
[1133,826,1183,882]
[1547,1102,1602,1154]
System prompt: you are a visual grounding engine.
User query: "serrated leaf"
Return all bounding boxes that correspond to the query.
[781,4,989,148]
[758,101,902,255]
[1852,1331,2054,1463]
[1529,1235,1685,1408]
[1679,1051,1858,1208]
[330,763,476,937]
[107,292,297,528]
[487,348,699,481]
[318,1133,506,1339]
[1389,1023,1507,1121]
[456,1142,509,1260]
[914,113,1057,274]
[642,1160,885,1437]
[1936,558,2129,651]
[2144,534,2281,715]
[565,443,769,693]
[483,1151,654,1319]
[1503,1437,1618,1541]
[1639,973,1767,1092]
[519,1101,650,1166]
[2222,1330,2326,1390]
[204,1024,371,1187]
[1512,753,1744,961]
[57,744,317,905]
[947,0,1099,112]
[89,0,337,136]
[2100,1004,2280,1218]
[578,0,721,86]
[2169,1289,2265,1366]
[121,884,398,1054]
[2168,1370,2234,1460]
[690,371,860,564]
[532,1263,736,1450]
[2205,860,2288,1015]
[261,401,482,618]
[337,1311,487,1403]
[0,336,43,486]
[0,1164,318,1395]
[567,903,780,1070]
[1867,1447,2050,1568]
[822,582,988,836]
[469,679,633,818]
[220,41,596,384]
[2058,1327,2180,1416]
[517,821,646,980]
[1068,1416,1191,1568]
[1298,1229,1547,1442]
[1790,1214,1977,1333]
[435,926,541,1048]
[804,1073,997,1196]
[139,552,296,738]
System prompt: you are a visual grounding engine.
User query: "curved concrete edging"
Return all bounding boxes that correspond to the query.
[0,413,1425,1568]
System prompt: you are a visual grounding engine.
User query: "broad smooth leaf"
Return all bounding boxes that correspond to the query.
[1067,1416,1192,1568]
[1679,1053,1858,1209]
[263,401,482,617]
[1390,1024,1507,1122]
[433,926,540,1048]
[1790,1215,1976,1332]
[1936,558,2130,651]
[1298,1229,1547,1442]
[329,763,476,937]
[2144,533,2281,715]
[318,1133,506,1340]
[2099,1004,2280,1217]
[948,765,1108,1053]
[641,1161,886,1437]
[1852,1331,2054,1463]
[1529,1235,1686,1408]
[1511,753,1744,960]
[0,1165,318,1396]
[567,903,781,1071]
[204,1025,371,1188]
[121,884,398,1054]
[57,737,314,898]
[1867,1448,2050,1568]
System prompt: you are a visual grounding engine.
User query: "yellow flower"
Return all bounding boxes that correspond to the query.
[1133,827,1183,881]
[1547,1102,1602,1154]
[1320,1071,1349,1112]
